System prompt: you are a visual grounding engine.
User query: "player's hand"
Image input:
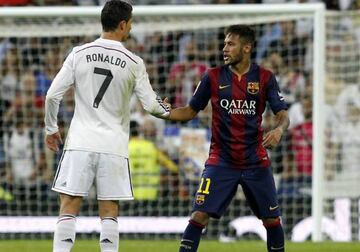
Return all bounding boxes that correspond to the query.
[163,97,171,111]
[45,132,63,152]
[262,127,283,149]
[162,97,172,119]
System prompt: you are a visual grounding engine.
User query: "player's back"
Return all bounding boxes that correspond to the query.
[66,38,141,156]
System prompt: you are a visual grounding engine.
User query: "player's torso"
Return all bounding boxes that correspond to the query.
[73,39,138,120]
[66,39,140,156]
[7,129,35,179]
[206,64,270,168]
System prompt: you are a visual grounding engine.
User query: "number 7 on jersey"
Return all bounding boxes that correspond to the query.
[93,67,113,108]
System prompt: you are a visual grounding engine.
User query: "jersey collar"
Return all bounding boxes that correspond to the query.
[96,37,124,47]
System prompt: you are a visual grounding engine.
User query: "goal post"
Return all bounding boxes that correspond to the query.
[311,3,326,242]
[0,3,330,241]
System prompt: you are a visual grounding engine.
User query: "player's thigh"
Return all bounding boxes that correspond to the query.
[52,150,97,197]
[240,167,280,218]
[96,154,133,201]
[193,165,240,219]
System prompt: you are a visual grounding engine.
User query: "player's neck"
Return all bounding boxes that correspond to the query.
[229,59,251,79]
[101,32,124,43]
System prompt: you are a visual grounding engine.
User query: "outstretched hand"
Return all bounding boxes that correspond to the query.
[163,97,171,111]
[45,132,63,152]
[162,97,172,119]
[262,127,283,149]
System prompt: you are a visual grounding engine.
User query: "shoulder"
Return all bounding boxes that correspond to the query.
[206,65,224,75]
[256,64,275,84]
[73,41,95,54]
[199,67,217,82]
[111,43,145,72]
[257,64,274,77]
[114,43,142,65]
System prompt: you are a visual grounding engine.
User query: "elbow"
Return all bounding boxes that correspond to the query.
[45,92,61,106]
[45,92,55,104]
[187,111,198,121]
[185,106,198,121]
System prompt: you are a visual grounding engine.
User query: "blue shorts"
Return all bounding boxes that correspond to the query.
[192,165,280,219]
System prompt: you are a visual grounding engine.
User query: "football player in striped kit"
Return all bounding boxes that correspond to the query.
[168,25,289,252]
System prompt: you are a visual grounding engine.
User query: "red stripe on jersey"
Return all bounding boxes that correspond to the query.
[207,68,222,165]
[256,68,273,167]
[229,72,247,165]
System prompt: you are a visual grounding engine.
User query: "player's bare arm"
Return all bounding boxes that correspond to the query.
[262,110,289,149]
[168,105,198,122]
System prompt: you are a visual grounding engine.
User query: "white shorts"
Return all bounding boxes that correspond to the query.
[52,150,134,201]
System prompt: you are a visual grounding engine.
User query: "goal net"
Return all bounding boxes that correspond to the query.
[321,10,360,241]
[1,3,356,242]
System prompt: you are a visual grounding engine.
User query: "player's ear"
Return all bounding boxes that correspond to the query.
[243,43,252,54]
[118,20,127,32]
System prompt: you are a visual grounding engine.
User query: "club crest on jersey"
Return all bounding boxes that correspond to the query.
[247,82,259,95]
[195,194,205,205]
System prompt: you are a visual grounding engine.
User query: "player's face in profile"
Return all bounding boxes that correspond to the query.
[223,33,243,66]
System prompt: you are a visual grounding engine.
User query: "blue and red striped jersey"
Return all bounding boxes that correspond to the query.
[189,63,287,169]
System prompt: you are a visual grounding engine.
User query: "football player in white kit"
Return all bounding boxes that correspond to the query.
[44,1,170,252]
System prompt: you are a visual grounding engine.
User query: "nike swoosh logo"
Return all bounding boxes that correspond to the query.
[269,205,279,211]
[219,85,230,89]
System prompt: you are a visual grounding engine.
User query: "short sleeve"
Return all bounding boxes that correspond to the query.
[189,72,211,111]
[266,74,288,114]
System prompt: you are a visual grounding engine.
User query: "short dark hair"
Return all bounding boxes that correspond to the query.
[224,25,256,46]
[101,0,133,32]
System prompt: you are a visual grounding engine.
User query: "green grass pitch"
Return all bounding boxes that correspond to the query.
[1,240,360,252]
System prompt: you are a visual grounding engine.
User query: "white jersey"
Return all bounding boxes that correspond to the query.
[45,38,169,157]
[4,127,39,184]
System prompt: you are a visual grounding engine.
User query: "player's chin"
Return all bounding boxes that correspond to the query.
[224,60,231,65]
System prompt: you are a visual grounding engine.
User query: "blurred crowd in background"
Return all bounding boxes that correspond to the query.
[0,0,359,239]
